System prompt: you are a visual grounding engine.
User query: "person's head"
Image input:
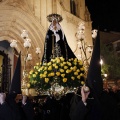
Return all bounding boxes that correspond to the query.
[112,85,118,93]
[52,18,59,30]
[0,93,6,104]
[9,91,17,99]
[52,18,58,26]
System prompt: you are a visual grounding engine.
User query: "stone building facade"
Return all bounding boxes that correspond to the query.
[0,0,93,92]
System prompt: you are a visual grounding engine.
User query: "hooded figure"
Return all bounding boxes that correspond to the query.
[6,53,23,120]
[9,53,22,94]
[86,30,103,97]
[0,93,14,120]
[69,30,103,120]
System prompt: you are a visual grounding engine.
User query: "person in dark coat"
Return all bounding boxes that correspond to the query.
[42,17,76,63]
[60,92,74,120]
[22,95,35,120]
[70,85,93,120]
[70,85,120,120]
[6,92,23,120]
[0,93,14,120]
[42,95,61,120]
[70,28,120,120]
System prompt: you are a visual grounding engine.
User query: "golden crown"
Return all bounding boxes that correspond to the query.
[47,13,63,22]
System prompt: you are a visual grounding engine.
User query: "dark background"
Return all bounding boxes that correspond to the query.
[85,0,120,32]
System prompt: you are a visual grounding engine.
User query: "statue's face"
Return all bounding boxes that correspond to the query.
[53,19,57,26]
[52,19,58,30]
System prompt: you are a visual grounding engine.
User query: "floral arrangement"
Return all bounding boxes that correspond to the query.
[28,57,85,90]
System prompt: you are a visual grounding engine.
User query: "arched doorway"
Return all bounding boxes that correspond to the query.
[0,40,12,93]
[0,51,11,93]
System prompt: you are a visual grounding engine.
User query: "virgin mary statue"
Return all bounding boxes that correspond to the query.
[42,14,76,63]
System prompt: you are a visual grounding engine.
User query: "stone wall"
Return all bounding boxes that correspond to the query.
[0,0,93,79]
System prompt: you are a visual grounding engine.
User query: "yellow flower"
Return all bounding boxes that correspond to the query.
[56,72,60,76]
[70,67,73,70]
[28,75,30,78]
[44,71,47,74]
[40,74,43,78]
[63,62,66,65]
[63,78,67,82]
[80,73,84,76]
[77,75,81,79]
[71,76,75,80]
[55,66,58,69]
[45,78,49,83]
[74,62,77,65]
[73,66,77,71]
[29,57,85,90]
[69,69,72,73]
[27,83,30,88]
[81,81,85,85]
[78,60,83,65]
[29,70,33,74]
[35,66,39,69]
[48,66,52,70]
[42,74,46,78]
[60,69,64,73]
[80,67,84,71]
[60,63,64,67]
[74,72,78,76]
[74,58,78,62]
[47,62,52,66]
[64,66,68,69]
[44,67,47,70]
[53,63,56,67]
[56,58,60,63]
[43,63,47,65]
[40,66,44,70]
[67,62,72,66]
[66,69,70,73]
[50,72,55,76]
[35,72,38,75]
[33,74,36,77]
[48,73,51,77]
[61,74,65,77]
[60,57,64,61]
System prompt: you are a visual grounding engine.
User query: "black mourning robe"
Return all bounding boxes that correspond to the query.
[0,102,14,120]
[42,28,76,63]
[70,91,120,120]
[42,96,61,120]
[6,93,23,120]
[22,98,35,120]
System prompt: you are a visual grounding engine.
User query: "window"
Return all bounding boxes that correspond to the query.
[70,0,76,15]
[116,42,120,51]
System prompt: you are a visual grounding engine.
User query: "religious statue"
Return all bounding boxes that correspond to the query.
[42,14,76,63]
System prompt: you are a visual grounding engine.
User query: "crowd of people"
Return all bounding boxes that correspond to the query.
[70,84,120,120]
[0,85,120,120]
[0,92,34,120]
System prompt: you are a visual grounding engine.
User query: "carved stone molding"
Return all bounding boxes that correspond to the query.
[66,15,80,25]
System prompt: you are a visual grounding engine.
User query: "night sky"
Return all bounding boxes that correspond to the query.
[85,0,120,32]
